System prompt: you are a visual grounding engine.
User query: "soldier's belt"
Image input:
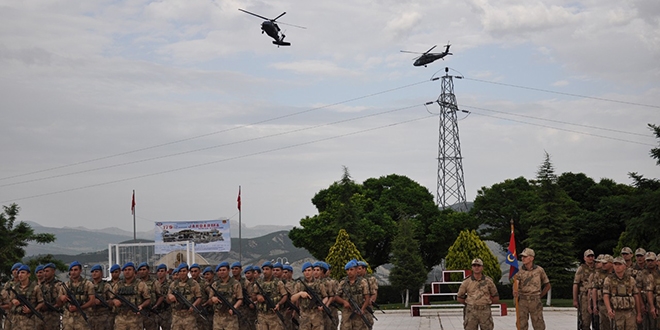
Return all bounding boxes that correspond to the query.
[466,304,490,310]
[518,294,540,300]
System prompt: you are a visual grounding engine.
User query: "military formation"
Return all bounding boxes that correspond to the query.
[1,258,380,330]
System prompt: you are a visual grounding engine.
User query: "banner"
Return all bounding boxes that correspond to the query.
[154,219,231,254]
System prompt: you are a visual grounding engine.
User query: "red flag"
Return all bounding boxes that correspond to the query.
[237,187,241,211]
[131,191,136,215]
[506,221,519,279]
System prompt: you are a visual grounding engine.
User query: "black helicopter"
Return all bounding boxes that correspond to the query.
[400,44,452,67]
[238,9,305,47]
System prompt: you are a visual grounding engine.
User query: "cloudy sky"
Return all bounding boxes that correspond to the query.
[1,0,658,235]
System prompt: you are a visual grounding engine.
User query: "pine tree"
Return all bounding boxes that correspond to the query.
[389,218,427,306]
[325,229,367,280]
[445,229,502,282]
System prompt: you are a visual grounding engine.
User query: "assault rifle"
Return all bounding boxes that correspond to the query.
[108,289,143,315]
[61,282,89,323]
[43,299,63,313]
[254,281,286,326]
[171,289,208,322]
[94,293,112,310]
[341,284,372,330]
[8,286,44,321]
[208,285,242,318]
[296,278,336,327]
[371,301,385,314]
[242,288,256,309]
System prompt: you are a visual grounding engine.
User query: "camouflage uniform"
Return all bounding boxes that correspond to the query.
[60,278,94,330]
[294,278,328,330]
[513,264,550,330]
[154,278,172,330]
[253,277,288,330]
[282,279,297,330]
[604,273,640,330]
[89,280,112,330]
[168,278,202,330]
[141,276,158,330]
[6,280,43,330]
[574,262,596,330]
[111,279,150,330]
[338,277,370,330]
[591,268,613,330]
[323,277,340,330]
[457,274,499,330]
[1,281,18,330]
[194,278,212,330]
[362,274,377,327]
[37,277,62,330]
[648,269,660,330]
[209,277,243,330]
[637,267,655,330]
[238,277,257,330]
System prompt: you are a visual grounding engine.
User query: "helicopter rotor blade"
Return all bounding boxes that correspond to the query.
[238,9,270,21]
[424,45,437,54]
[400,50,423,54]
[273,12,287,21]
[277,21,307,29]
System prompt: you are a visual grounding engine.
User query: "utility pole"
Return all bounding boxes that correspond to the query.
[436,67,468,211]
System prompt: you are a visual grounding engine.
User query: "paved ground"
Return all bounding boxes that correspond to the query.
[368,308,578,330]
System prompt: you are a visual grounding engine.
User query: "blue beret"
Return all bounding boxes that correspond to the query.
[18,265,30,273]
[190,263,201,270]
[231,262,242,269]
[137,262,149,270]
[216,262,230,272]
[254,266,262,273]
[262,261,272,269]
[178,262,189,270]
[11,263,23,271]
[273,262,283,269]
[69,261,82,271]
[110,264,121,272]
[243,265,253,274]
[357,261,368,268]
[157,264,167,271]
[35,265,45,273]
[44,263,56,270]
[172,267,179,274]
[302,262,313,271]
[203,267,213,274]
[344,259,358,270]
[90,264,103,272]
[283,264,293,272]
[122,262,136,271]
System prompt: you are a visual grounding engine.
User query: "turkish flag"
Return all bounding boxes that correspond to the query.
[237,187,241,211]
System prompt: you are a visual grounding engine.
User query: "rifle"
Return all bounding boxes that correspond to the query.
[592,312,599,330]
[61,282,89,323]
[8,286,44,321]
[242,288,256,309]
[43,300,63,313]
[281,283,300,314]
[171,289,208,322]
[296,278,336,327]
[366,306,378,321]
[108,289,144,315]
[254,281,286,326]
[94,293,112,310]
[342,283,372,330]
[208,284,242,318]
[371,301,385,314]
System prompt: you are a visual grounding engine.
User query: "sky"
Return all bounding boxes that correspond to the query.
[1,0,658,234]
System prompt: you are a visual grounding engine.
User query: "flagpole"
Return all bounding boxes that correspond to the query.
[132,190,136,241]
[238,186,242,264]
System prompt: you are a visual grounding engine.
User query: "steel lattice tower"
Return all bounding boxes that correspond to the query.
[436,67,468,211]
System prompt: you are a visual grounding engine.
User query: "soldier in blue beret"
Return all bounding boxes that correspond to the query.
[335,260,370,330]
[153,263,172,330]
[60,260,96,330]
[89,264,113,330]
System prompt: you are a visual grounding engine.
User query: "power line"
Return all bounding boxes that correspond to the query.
[0,104,421,188]
[462,77,660,110]
[1,114,435,203]
[0,79,435,182]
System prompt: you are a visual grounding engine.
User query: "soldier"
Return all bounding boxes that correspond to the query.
[59,261,95,330]
[272,263,283,280]
[253,261,288,330]
[275,262,296,330]
[1,263,23,330]
[356,260,377,326]
[290,262,328,330]
[152,264,172,330]
[89,264,112,330]
[190,263,211,330]
[635,249,647,273]
[231,262,243,283]
[111,262,151,330]
[335,260,370,330]
[513,248,551,330]
[37,263,63,330]
[603,257,643,330]
[592,255,614,330]
[574,249,596,330]
[622,247,635,269]
[107,264,121,329]
[638,252,656,330]
[457,258,500,330]
[7,265,43,330]
[313,262,338,330]
[35,266,45,285]
[648,255,660,330]
[203,267,216,325]
[242,265,258,330]
[137,262,158,330]
[167,263,203,330]
[208,262,243,330]
[283,264,299,330]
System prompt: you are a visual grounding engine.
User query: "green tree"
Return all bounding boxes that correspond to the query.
[445,230,501,282]
[0,204,55,280]
[389,218,427,307]
[325,229,367,281]
[523,152,577,293]
[649,123,660,164]
[24,254,67,280]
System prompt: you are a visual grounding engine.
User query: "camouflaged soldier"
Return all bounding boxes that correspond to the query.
[622,247,637,276]
[283,264,300,330]
[638,252,656,330]
[208,262,243,330]
[58,261,95,330]
[573,249,596,330]
[1,262,24,330]
[313,261,338,330]
[646,254,660,330]
[152,264,172,330]
[242,265,259,330]
[457,258,499,330]
[634,249,647,273]
[356,260,378,326]
[203,266,217,326]
[253,261,289,330]
[37,263,63,330]
[603,256,643,330]
[290,262,328,330]
[7,265,44,330]
[88,264,113,330]
[335,260,371,330]
[190,263,212,330]
[167,263,203,330]
[107,263,121,329]
[135,262,158,330]
[591,255,614,330]
[513,248,551,330]
[111,262,152,330]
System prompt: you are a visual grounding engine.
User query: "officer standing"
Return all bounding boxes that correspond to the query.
[603,257,642,330]
[457,258,500,330]
[513,248,551,330]
[574,249,596,330]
